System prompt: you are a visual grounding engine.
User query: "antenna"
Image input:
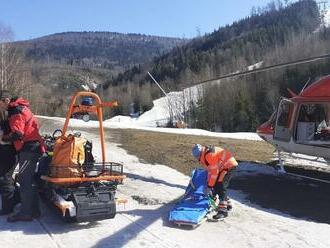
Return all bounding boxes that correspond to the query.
[300,77,311,94]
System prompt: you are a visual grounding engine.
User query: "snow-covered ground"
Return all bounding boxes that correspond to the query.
[281,152,330,171]
[1,116,329,248]
[37,115,262,141]
[247,61,263,71]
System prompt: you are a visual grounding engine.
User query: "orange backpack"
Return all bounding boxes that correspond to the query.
[50,135,87,178]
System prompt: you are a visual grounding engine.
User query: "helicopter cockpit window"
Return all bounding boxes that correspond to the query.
[277,101,292,128]
[274,100,293,142]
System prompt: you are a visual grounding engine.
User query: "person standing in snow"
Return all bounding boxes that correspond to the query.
[0,90,45,222]
[0,110,17,215]
[192,144,238,220]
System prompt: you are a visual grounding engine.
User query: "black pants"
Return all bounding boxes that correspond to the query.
[17,150,41,216]
[213,168,236,202]
[0,144,17,212]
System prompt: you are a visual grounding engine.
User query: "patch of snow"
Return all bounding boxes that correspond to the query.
[90,82,98,89]
[37,115,262,141]
[134,86,203,127]
[247,61,263,71]
[280,152,330,171]
[81,84,90,91]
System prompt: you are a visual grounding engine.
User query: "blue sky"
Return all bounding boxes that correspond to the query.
[1,0,284,41]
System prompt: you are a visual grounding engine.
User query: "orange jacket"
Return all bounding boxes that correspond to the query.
[199,146,238,187]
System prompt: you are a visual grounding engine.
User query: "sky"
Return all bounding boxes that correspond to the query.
[1,0,286,41]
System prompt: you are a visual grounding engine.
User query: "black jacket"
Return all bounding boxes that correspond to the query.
[0,120,17,176]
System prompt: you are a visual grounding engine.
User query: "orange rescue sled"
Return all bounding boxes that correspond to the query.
[40,91,125,222]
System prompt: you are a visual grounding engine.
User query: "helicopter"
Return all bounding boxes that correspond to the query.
[257,75,330,171]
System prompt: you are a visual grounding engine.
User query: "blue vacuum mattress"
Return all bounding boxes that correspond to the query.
[169,169,210,225]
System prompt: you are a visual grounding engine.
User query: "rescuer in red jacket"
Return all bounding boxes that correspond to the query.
[0,90,45,222]
[192,144,238,220]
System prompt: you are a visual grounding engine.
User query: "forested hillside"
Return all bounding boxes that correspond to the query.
[102,0,330,131]
[15,32,186,71]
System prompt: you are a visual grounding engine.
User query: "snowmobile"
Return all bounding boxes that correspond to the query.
[39,91,125,222]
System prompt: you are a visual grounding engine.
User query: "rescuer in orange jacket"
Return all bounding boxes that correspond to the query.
[192,144,238,220]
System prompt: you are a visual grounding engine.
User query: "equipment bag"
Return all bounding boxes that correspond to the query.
[50,134,87,178]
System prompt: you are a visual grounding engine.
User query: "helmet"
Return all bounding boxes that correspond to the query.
[192,144,203,159]
[81,97,94,106]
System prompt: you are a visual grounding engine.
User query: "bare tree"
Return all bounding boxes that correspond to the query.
[0,23,13,90]
[0,22,29,97]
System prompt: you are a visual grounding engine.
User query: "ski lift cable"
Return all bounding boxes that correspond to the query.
[285,172,330,184]
[147,72,169,98]
[182,53,330,88]
[147,71,184,122]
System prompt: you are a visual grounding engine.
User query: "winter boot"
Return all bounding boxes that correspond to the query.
[226,197,232,211]
[212,201,228,220]
[0,194,16,216]
[212,209,228,220]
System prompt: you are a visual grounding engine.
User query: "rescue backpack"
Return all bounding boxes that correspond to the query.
[50,134,87,178]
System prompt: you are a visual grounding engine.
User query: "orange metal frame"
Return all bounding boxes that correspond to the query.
[41,175,125,184]
[62,91,118,163]
[41,91,126,184]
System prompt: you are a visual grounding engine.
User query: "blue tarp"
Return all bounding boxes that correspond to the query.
[169,169,210,225]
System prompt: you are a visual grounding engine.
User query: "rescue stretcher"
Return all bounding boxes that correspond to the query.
[169,169,217,228]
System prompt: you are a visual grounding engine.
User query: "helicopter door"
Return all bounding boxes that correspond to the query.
[274,99,294,142]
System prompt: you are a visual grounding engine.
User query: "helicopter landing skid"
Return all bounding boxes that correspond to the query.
[274,150,330,184]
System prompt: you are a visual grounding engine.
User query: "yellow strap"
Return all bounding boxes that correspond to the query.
[210,174,218,179]
[218,170,227,182]
[208,164,218,170]
[224,157,238,167]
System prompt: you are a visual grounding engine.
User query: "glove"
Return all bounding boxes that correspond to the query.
[0,130,11,145]
[204,187,213,196]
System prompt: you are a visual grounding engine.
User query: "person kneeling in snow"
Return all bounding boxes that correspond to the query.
[192,144,238,220]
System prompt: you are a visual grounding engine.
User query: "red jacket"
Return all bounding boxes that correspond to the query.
[199,146,238,187]
[6,98,45,152]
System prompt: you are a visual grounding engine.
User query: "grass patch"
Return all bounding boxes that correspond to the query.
[110,129,274,176]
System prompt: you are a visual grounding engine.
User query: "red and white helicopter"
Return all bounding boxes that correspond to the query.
[257,75,330,174]
[178,52,330,180]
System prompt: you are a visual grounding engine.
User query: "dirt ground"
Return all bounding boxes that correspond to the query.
[109,128,274,176]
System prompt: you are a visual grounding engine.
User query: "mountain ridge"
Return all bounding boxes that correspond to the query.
[13,31,188,70]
